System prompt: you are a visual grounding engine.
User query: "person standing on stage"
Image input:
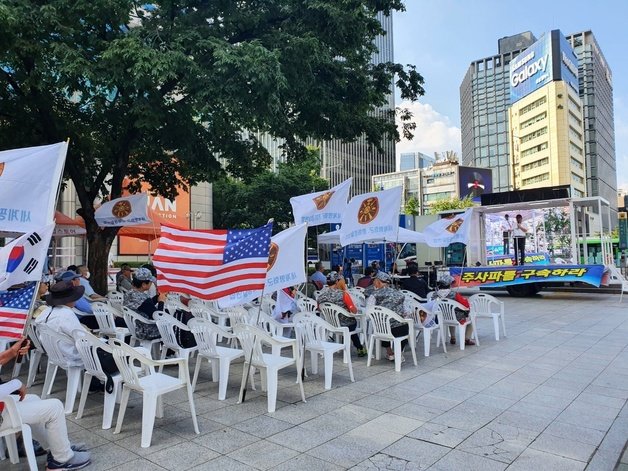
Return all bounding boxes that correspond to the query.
[501,214,513,255]
[513,214,529,266]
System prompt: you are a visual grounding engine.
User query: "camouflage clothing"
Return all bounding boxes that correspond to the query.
[364,285,406,327]
[123,289,160,340]
[316,288,357,327]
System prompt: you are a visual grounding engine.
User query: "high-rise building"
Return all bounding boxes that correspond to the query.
[508,31,587,198]
[320,12,396,195]
[399,151,435,171]
[460,30,617,214]
[566,31,617,213]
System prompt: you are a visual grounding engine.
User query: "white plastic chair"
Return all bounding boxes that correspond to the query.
[405,298,444,357]
[233,324,306,413]
[312,290,322,300]
[74,330,122,429]
[121,306,162,357]
[26,322,45,387]
[434,298,479,351]
[469,293,506,341]
[153,311,198,373]
[365,306,418,372]
[92,302,130,341]
[256,312,297,358]
[0,381,37,470]
[110,338,199,448]
[107,290,125,311]
[319,302,364,362]
[296,297,318,314]
[260,296,276,315]
[188,318,244,400]
[400,289,428,303]
[293,313,354,390]
[36,324,84,414]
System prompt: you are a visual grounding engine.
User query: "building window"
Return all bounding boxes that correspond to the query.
[571,172,584,185]
[520,112,547,129]
[520,126,548,143]
[520,96,547,116]
[521,142,548,158]
[521,157,549,172]
[571,157,584,171]
[522,173,550,185]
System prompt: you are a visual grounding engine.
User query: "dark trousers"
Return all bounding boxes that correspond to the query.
[502,232,510,254]
[514,236,526,265]
[381,324,409,351]
[348,322,363,349]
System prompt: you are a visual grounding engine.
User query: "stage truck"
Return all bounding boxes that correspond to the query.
[447,194,626,297]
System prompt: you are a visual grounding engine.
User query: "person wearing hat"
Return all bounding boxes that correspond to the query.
[0,338,92,470]
[430,274,475,346]
[316,271,368,357]
[116,264,133,292]
[34,281,86,364]
[123,267,166,341]
[52,270,104,328]
[364,271,408,361]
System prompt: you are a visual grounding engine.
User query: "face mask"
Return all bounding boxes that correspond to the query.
[438,288,451,298]
[85,272,91,279]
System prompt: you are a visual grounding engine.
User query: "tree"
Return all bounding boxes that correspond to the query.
[404,195,420,216]
[428,196,475,215]
[213,148,329,231]
[0,1,424,292]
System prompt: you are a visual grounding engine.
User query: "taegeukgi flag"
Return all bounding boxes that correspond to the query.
[218,223,308,307]
[95,193,151,227]
[0,224,54,291]
[153,223,273,300]
[290,178,352,226]
[0,142,67,233]
[339,186,402,247]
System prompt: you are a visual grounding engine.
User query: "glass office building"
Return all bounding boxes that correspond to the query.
[399,151,435,171]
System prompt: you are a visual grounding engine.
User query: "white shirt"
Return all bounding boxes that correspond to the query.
[501,219,513,233]
[35,305,85,365]
[513,222,528,238]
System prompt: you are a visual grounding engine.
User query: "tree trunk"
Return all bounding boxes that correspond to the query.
[86,231,117,295]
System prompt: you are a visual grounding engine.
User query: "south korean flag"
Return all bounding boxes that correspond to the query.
[0,224,54,290]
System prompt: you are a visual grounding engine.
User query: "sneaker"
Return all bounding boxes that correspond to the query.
[46,444,90,462]
[386,354,395,361]
[357,348,367,357]
[46,450,91,470]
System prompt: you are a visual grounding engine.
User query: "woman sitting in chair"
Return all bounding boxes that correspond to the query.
[123,268,166,341]
[428,274,475,346]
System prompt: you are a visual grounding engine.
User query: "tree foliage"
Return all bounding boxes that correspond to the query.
[213,148,328,231]
[0,1,424,292]
[403,195,420,216]
[428,195,474,215]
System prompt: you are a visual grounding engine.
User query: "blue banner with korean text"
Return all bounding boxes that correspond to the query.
[487,252,550,267]
[450,265,606,288]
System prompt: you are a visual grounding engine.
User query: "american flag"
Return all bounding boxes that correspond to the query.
[0,282,36,339]
[153,223,273,300]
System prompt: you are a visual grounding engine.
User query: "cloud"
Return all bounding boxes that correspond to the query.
[396,100,461,159]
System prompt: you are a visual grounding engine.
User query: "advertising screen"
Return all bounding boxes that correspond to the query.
[458,166,493,202]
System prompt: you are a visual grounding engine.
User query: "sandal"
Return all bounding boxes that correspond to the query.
[465,339,476,346]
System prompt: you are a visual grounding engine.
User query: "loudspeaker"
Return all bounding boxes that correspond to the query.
[481,185,571,206]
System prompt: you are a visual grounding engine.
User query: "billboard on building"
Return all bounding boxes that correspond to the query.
[458,166,493,202]
[510,30,579,103]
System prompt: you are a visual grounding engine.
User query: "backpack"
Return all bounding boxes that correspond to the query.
[172,309,197,348]
[96,348,119,394]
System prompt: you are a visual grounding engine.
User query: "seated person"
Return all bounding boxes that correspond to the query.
[116,264,133,292]
[427,274,475,346]
[401,265,431,299]
[0,339,91,470]
[54,270,100,330]
[364,271,408,361]
[123,268,166,341]
[75,265,106,302]
[35,281,87,365]
[356,266,375,288]
[310,262,327,290]
[316,272,367,357]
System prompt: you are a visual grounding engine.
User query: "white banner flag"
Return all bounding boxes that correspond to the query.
[422,208,473,247]
[0,224,54,290]
[339,186,403,246]
[95,193,150,227]
[0,142,67,233]
[290,178,352,226]
[218,223,308,308]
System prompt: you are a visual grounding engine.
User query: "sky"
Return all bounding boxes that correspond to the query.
[393,0,628,191]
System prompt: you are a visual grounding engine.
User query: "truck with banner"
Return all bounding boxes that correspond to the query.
[445,194,619,296]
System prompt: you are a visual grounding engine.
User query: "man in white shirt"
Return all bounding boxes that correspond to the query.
[501,214,513,255]
[35,280,87,365]
[513,214,529,266]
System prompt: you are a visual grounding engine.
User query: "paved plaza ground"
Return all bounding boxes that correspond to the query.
[4,290,628,470]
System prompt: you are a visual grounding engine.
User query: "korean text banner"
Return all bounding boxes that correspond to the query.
[290,178,352,226]
[450,264,605,289]
[218,223,308,308]
[0,142,67,233]
[487,252,550,267]
[339,186,402,247]
[95,193,150,227]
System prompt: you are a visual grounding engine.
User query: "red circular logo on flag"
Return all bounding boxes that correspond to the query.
[267,242,279,270]
[111,200,132,218]
[357,197,379,225]
[7,245,24,273]
[313,190,335,210]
